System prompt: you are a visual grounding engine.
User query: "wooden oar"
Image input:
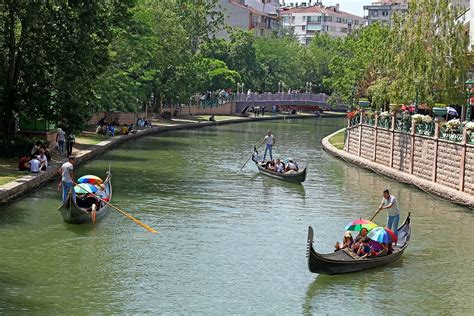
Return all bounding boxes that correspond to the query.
[77,184,158,234]
[369,209,380,221]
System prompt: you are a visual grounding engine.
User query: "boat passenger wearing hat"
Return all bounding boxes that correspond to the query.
[334,231,354,252]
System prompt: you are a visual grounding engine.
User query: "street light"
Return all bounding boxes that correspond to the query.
[465,79,474,122]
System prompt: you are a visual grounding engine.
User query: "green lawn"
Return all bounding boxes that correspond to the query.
[76,134,110,145]
[328,129,346,150]
[0,157,25,186]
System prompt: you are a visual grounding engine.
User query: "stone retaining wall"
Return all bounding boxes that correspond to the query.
[322,129,474,208]
[343,112,474,203]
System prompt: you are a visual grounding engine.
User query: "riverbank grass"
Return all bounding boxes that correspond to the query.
[329,129,345,150]
[0,157,25,186]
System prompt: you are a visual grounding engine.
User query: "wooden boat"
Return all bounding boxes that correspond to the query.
[306,213,411,275]
[255,162,307,183]
[59,170,112,224]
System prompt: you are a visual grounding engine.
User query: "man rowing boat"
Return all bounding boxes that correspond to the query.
[260,130,275,161]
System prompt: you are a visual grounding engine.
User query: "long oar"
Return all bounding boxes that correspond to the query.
[78,184,158,234]
[369,209,380,221]
[240,143,261,171]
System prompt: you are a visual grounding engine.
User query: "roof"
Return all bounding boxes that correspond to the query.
[228,0,274,18]
[280,6,363,19]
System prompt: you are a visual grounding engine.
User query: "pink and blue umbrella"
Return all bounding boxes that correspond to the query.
[367,227,398,244]
[74,183,98,194]
[77,175,103,185]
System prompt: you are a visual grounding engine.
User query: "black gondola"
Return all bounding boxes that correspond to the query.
[306,213,411,275]
[59,170,112,224]
[255,162,307,183]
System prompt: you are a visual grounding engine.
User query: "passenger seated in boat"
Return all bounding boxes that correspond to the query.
[351,228,369,252]
[334,231,353,252]
[357,238,372,257]
[367,240,386,257]
[285,159,299,173]
[265,160,275,171]
[275,159,285,173]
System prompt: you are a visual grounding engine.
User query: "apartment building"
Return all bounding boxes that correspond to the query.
[217,0,281,38]
[280,4,365,45]
[365,0,469,26]
[363,1,407,26]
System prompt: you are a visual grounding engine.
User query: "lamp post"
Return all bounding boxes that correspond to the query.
[465,79,474,122]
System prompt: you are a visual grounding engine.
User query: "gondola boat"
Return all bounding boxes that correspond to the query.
[255,162,307,183]
[306,213,411,275]
[59,169,112,224]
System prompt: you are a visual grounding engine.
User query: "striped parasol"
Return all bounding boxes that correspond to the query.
[77,175,103,185]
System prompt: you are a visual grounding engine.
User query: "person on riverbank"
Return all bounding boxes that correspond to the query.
[377,189,401,236]
[56,128,66,156]
[59,156,76,203]
[260,130,275,161]
[66,132,75,157]
[37,150,48,171]
[29,155,40,174]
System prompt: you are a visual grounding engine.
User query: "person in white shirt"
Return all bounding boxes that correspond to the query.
[56,128,66,156]
[260,130,276,161]
[37,150,48,171]
[29,155,40,173]
[59,156,76,203]
[377,189,401,236]
[286,158,299,172]
[275,159,285,173]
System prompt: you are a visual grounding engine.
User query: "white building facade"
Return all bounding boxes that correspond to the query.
[281,4,365,45]
[217,0,281,38]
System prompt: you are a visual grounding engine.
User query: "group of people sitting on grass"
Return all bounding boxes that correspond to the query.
[334,228,393,258]
[256,157,299,174]
[18,141,51,173]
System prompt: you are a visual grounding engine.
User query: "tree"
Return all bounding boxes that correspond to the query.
[384,0,469,107]
[0,1,132,136]
[254,35,303,92]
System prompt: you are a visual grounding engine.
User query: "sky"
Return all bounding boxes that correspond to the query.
[286,0,373,17]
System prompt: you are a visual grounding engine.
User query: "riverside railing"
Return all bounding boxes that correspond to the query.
[345,111,474,193]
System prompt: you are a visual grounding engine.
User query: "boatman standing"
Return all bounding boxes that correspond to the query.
[260,130,275,161]
[376,189,401,236]
[59,156,76,204]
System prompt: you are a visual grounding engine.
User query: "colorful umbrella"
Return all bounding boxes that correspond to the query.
[367,227,398,244]
[77,175,103,185]
[74,183,98,194]
[344,219,378,232]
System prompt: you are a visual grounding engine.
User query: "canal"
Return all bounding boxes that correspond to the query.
[1,118,473,314]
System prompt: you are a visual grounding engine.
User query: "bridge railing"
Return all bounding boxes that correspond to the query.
[235,92,329,103]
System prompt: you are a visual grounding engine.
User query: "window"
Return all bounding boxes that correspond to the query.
[336,17,341,23]
[382,11,388,16]
[372,10,378,17]
[355,20,359,26]
[292,16,295,23]
[302,25,306,31]
[302,16,306,22]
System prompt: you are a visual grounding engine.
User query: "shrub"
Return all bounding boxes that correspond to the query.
[0,137,48,158]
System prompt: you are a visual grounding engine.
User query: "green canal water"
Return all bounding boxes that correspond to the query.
[1,118,473,314]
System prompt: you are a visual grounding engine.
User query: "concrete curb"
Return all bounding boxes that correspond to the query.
[322,129,474,208]
[0,113,334,203]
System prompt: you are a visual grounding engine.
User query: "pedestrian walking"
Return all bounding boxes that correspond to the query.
[66,132,75,157]
[56,128,65,156]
